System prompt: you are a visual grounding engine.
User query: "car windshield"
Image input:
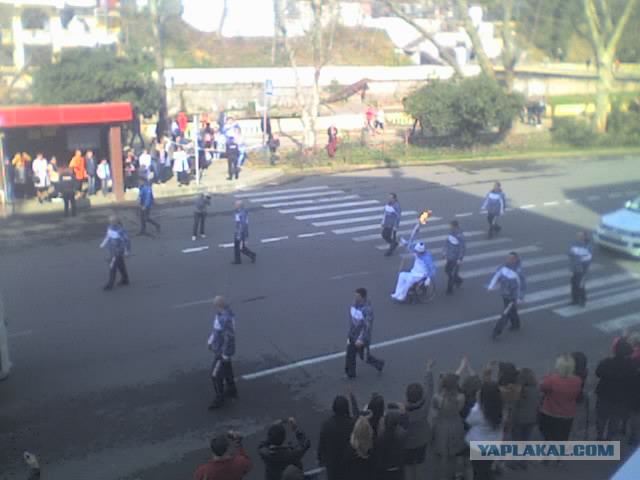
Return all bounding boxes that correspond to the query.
[626,197,640,213]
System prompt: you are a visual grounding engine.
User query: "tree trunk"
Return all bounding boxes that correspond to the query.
[271,0,281,65]
[456,0,496,80]
[501,0,515,93]
[594,51,614,133]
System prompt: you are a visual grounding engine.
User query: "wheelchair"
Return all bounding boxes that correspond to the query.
[405,277,437,304]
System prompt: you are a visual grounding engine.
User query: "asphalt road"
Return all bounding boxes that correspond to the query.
[1,155,639,480]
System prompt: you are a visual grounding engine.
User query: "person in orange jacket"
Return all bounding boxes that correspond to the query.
[69,150,86,193]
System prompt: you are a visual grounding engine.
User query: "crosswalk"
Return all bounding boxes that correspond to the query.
[237,184,640,335]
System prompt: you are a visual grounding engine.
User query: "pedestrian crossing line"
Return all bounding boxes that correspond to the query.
[608,192,625,198]
[313,211,418,227]
[280,200,379,214]
[236,185,330,198]
[543,201,560,206]
[298,232,326,238]
[250,190,345,203]
[219,243,234,248]
[595,313,640,334]
[587,195,601,201]
[526,273,638,304]
[403,245,541,265]
[261,236,289,243]
[526,263,604,284]
[263,194,360,209]
[182,246,210,254]
[461,254,567,280]
[375,230,485,250]
[333,217,442,235]
[455,212,474,217]
[519,204,536,209]
[353,223,451,241]
[295,206,383,220]
[554,287,640,317]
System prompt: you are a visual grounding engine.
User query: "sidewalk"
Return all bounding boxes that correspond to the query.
[2,161,283,217]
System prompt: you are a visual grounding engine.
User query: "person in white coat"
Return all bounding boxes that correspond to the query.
[96,159,111,196]
[391,241,437,301]
[32,153,49,203]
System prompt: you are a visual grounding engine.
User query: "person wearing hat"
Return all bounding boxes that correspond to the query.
[391,241,436,302]
[193,431,252,480]
[99,215,131,291]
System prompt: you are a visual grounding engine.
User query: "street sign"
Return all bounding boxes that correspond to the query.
[265,79,273,96]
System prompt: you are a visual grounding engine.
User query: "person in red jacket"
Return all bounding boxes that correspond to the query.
[178,111,188,136]
[193,431,251,480]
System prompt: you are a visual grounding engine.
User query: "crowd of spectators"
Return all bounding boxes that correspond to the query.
[192,333,640,480]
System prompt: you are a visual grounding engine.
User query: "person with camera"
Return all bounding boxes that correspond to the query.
[258,417,310,480]
[193,431,251,480]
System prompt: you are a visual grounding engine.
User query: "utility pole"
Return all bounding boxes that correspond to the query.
[149,0,168,138]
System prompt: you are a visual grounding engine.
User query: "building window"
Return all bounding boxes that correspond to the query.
[21,9,50,30]
[24,45,52,67]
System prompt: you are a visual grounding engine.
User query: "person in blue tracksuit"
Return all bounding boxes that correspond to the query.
[381,193,401,257]
[345,288,384,378]
[481,182,506,238]
[569,231,593,306]
[444,220,466,295]
[208,296,238,409]
[232,200,256,265]
[391,241,436,301]
[137,179,161,235]
[100,215,131,291]
[488,252,526,339]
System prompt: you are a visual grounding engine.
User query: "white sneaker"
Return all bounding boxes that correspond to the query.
[192,236,196,241]
[200,234,207,238]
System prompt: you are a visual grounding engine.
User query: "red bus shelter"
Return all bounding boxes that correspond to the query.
[0,102,132,202]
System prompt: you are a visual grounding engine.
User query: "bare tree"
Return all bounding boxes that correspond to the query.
[272,0,282,65]
[499,0,516,92]
[382,0,465,77]
[279,0,338,149]
[582,0,638,132]
[149,0,168,136]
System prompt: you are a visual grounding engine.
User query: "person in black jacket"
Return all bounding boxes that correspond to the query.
[226,138,240,181]
[376,406,407,480]
[58,168,76,217]
[595,339,636,440]
[318,395,354,480]
[259,418,310,480]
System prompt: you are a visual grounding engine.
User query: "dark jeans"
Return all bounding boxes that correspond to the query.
[227,156,239,179]
[87,175,96,195]
[471,460,493,480]
[596,398,628,440]
[105,255,129,288]
[140,207,160,234]
[445,259,463,292]
[234,239,255,263]
[539,413,573,441]
[381,227,398,253]
[571,271,587,305]
[487,213,502,237]
[345,341,383,378]
[63,193,76,216]
[193,212,206,237]
[493,297,520,336]
[512,423,535,441]
[211,357,237,403]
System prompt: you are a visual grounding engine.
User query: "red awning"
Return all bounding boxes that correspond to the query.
[0,103,133,129]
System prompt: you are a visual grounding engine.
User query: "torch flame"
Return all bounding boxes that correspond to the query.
[419,210,432,225]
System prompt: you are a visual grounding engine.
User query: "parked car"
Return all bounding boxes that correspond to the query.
[593,196,640,258]
[0,291,11,380]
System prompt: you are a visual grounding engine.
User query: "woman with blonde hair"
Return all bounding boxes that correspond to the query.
[539,354,582,442]
[345,415,376,480]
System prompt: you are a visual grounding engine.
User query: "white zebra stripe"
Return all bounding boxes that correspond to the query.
[295,206,383,220]
[375,230,485,250]
[280,200,379,214]
[554,287,640,317]
[250,190,344,203]
[236,185,330,198]
[595,313,640,333]
[460,254,567,280]
[262,195,360,208]
[353,223,451,241]
[527,273,637,304]
[313,211,418,227]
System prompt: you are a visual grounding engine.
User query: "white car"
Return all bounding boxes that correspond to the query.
[594,196,640,258]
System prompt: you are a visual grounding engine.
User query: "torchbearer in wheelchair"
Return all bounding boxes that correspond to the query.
[390,240,437,302]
